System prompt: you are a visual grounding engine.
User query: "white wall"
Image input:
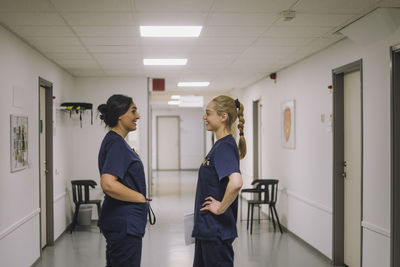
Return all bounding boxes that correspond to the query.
[66,77,148,219]
[232,10,399,265]
[152,107,205,170]
[0,25,74,266]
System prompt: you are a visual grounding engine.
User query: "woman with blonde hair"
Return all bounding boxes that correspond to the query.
[192,95,246,267]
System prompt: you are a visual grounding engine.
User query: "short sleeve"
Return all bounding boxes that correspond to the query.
[101,140,132,180]
[214,142,240,181]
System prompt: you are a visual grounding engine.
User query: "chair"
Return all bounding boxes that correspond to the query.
[241,179,282,234]
[70,179,102,233]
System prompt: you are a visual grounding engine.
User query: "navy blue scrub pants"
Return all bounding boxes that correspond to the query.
[193,238,234,267]
[104,231,142,267]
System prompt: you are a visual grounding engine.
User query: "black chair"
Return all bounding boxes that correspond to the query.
[70,179,102,233]
[242,179,282,234]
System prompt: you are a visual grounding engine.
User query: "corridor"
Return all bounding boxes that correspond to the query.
[33,171,332,267]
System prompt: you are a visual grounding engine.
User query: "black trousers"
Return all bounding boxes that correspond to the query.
[193,238,234,267]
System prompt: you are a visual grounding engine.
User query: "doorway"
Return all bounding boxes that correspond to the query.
[332,60,363,267]
[38,77,54,248]
[391,45,400,267]
[156,116,180,170]
[253,99,262,180]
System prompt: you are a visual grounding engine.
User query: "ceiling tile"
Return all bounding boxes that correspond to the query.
[196,36,258,46]
[80,37,141,46]
[275,14,355,27]
[0,12,65,26]
[10,26,75,37]
[67,68,106,76]
[201,26,267,37]
[134,0,214,12]
[253,37,313,46]
[212,0,297,13]
[47,52,94,60]
[295,0,380,14]
[73,26,139,37]
[0,0,56,12]
[62,12,136,26]
[51,0,132,12]
[141,46,192,57]
[207,13,279,26]
[134,12,207,25]
[25,36,82,47]
[34,45,88,53]
[86,45,141,53]
[264,25,332,37]
[189,46,246,55]
[93,53,142,64]
[54,59,99,68]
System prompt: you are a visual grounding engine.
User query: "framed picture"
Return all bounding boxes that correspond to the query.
[281,100,295,149]
[10,115,28,172]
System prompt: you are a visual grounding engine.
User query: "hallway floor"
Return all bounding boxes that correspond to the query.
[33,171,333,267]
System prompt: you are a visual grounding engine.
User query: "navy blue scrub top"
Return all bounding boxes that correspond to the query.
[192,134,241,241]
[98,131,148,238]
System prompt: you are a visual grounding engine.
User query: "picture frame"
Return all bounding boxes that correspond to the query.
[281,100,295,149]
[10,115,28,172]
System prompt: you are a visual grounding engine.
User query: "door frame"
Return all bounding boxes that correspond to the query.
[332,59,363,266]
[156,115,181,170]
[390,44,400,267]
[38,77,54,247]
[253,98,262,180]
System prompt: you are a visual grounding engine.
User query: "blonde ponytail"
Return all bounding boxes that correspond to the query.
[212,96,247,159]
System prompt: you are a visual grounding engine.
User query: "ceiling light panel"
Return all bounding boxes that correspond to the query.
[143,59,188,65]
[178,82,210,87]
[140,26,202,37]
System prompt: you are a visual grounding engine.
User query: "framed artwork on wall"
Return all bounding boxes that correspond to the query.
[281,100,295,149]
[10,115,28,172]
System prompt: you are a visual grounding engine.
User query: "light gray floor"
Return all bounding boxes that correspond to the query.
[33,171,333,267]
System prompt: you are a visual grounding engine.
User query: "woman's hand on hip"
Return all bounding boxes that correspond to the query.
[200,196,223,215]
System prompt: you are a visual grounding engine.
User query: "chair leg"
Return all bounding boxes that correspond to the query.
[247,202,250,230]
[258,205,260,224]
[70,204,80,233]
[272,205,283,233]
[269,204,276,231]
[250,204,254,234]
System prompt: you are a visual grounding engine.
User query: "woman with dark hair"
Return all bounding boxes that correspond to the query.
[192,95,246,267]
[97,94,149,267]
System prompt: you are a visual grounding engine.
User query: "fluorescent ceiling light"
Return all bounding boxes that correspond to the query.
[143,59,187,66]
[171,95,181,100]
[140,26,202,37]
[177,82,210,87]
[168,100,180,105]
[179,95,204,108]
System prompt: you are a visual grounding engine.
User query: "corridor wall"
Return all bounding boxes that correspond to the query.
[232,15,400,267]
[0,25,74,267]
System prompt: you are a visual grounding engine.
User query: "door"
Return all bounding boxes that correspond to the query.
[332,60,363,266]
[343,70,362,267]
[157,116,180,170]
[39,86,47,248]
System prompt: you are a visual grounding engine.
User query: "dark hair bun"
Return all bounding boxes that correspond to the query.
[97,95,133,128]
[97,104,108,121]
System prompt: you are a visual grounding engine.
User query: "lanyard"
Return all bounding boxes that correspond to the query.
[147,202,156,225]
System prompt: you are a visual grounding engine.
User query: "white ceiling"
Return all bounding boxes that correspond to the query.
[0,0,399,93]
